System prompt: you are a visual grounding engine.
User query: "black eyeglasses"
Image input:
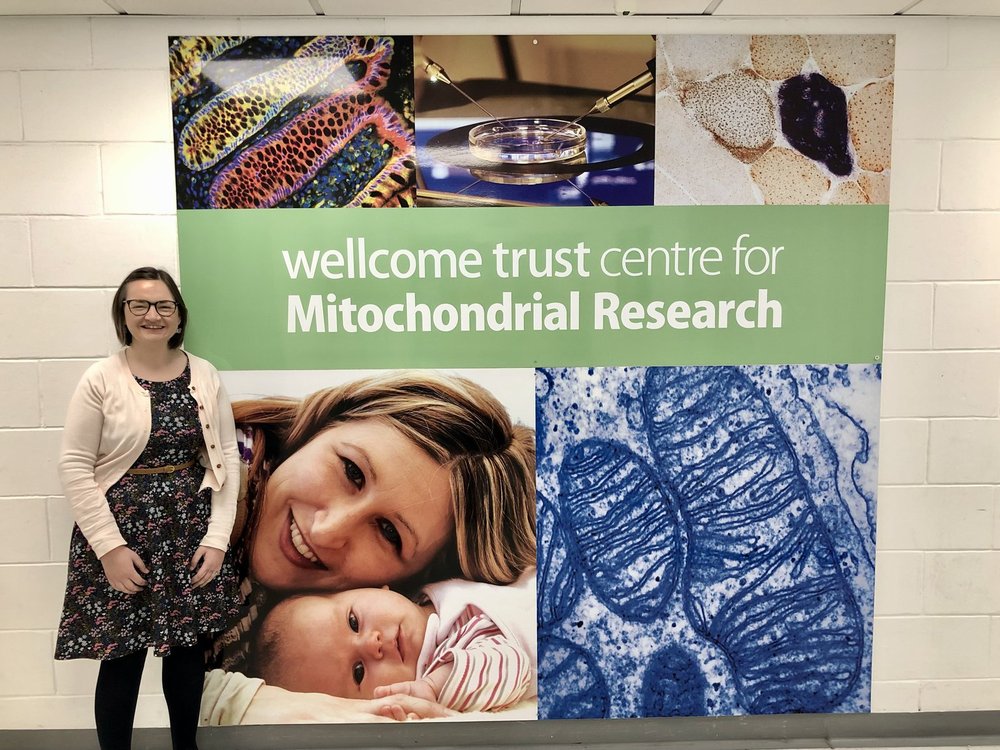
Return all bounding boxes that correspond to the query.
[124,299,178,316]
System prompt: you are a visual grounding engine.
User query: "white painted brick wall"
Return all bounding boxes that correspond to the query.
[941,141,1000,210]
[31,217,177,288]
[100,143,177,215]
[21,70,171,143]
[0,12,997,729]
[882,282,933,349]
[0,144,102,215]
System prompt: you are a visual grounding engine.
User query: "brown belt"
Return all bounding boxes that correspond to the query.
[126,459,197,475]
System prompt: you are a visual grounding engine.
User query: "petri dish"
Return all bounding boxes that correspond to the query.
[470,154,586,185]
[469,118,587,165]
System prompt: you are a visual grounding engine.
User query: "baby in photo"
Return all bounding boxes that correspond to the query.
[250,570,536,713]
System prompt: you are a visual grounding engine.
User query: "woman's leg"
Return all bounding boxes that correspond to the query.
[95,649,147,750]
[161,643,205,750]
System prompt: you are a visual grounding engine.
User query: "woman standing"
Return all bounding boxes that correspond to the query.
[55,267,241,750]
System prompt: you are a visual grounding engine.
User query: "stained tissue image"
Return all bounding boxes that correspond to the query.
[536,365,879,718]
[654,35,893,205]
[170,36,415,209]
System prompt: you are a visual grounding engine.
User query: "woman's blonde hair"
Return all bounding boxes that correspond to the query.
[234,372,535,587]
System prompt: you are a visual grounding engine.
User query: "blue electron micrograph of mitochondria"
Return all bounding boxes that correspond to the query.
[535,365,879,718]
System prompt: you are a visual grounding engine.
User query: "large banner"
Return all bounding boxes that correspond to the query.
[169,33,892,723]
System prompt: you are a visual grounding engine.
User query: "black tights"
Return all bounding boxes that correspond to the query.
[95,644,205,750]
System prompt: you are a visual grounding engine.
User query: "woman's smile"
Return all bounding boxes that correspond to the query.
[284,513,324,568]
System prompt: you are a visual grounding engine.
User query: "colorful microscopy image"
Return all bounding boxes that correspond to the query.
[170,36,415,209]
[655,35,894,205]
[415,36,656,207]
[536,365,879,718]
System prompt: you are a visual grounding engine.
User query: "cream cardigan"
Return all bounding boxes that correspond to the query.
[58,349,239,559]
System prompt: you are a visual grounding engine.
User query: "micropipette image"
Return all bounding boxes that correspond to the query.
[414,35,656,207]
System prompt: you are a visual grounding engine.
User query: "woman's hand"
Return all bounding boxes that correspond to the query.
[190,545,225,588]
[100,545,148,594]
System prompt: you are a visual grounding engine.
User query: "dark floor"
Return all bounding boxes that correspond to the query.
[3,711,1000,750]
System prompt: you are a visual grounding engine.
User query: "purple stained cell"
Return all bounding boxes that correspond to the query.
[778,73,852,177]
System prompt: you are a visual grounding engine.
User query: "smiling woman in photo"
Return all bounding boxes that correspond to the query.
[200,371,537,724]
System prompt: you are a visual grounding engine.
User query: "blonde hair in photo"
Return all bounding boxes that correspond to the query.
[234,371,535,587]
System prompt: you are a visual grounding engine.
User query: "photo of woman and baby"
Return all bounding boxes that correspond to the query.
[201,370,538,724]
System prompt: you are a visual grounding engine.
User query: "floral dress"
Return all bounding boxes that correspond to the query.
[55,365,241,660]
